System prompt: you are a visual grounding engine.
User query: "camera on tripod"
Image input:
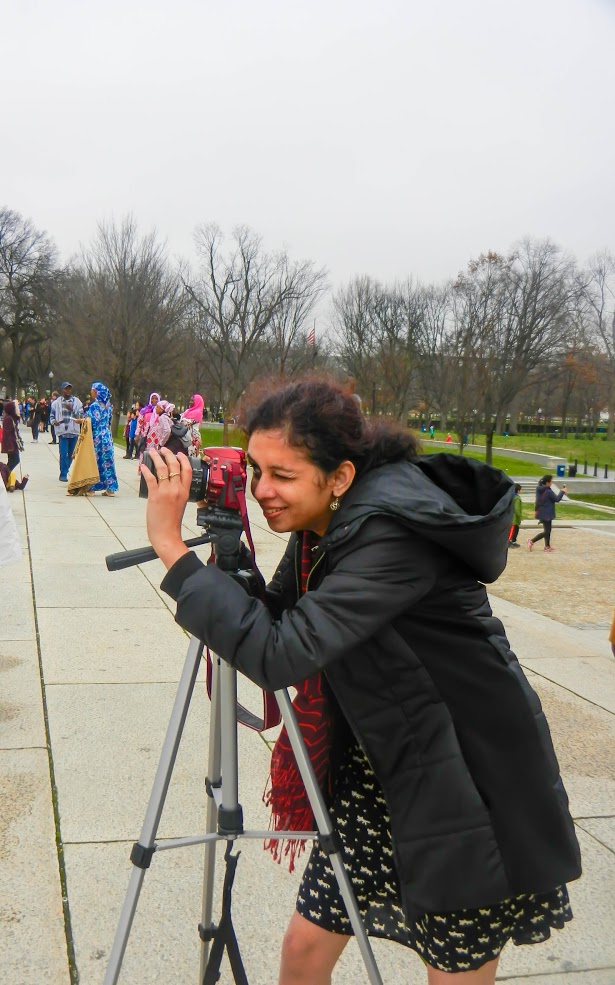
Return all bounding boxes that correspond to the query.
[139,446,248,518]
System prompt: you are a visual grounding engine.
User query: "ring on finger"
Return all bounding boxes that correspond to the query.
[158,475,170,482]
[168,472,180,478]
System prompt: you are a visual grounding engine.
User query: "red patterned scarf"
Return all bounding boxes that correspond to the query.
[263,530,334,871]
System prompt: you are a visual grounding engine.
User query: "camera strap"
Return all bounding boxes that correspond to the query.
[205,465,282,733]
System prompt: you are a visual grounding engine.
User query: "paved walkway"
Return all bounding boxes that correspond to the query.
[2,441,615,985]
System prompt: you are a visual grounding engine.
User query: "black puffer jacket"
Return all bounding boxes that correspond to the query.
[535,483,565,522]
[161,453,581,915]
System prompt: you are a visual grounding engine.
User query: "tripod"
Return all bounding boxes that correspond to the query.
[102,514,383,985]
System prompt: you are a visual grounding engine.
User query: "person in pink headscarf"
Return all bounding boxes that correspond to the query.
[183,393,204,424]
[178,393,203,457]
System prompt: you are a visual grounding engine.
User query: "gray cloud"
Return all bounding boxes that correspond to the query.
[3,0,614,285]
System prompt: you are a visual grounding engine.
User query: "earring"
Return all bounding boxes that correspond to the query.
[330,496,340,511]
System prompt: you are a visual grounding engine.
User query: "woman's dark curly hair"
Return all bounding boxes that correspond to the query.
[241,376,420,477]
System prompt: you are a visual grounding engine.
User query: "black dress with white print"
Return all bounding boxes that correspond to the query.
[297,741,572,973]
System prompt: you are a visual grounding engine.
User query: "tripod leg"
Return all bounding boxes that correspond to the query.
[199,655,245,979]
[103,636,205,985]
[201,844,249,985]
[199,654,222,977]
[275,688,384,985]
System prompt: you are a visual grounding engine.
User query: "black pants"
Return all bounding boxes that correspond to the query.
[531,520,552,548]
[7,451,20,473]
[509,524,520,544]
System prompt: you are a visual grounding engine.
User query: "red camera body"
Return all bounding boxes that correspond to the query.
[203,446,247,511]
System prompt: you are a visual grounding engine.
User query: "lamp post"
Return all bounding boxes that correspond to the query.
[48,371,54,398]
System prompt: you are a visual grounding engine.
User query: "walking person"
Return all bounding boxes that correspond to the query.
[51,383,84,482]
[143,377,580,985]
[0,400,27,491]
[48,391,58,443]
[30,397,46,442]
[527,475,567,553]
[508,484,522,548]
[82,382,118,496]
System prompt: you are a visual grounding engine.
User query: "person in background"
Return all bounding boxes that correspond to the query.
[134,392,160,459]
[125,410,139,459]
[0,401,25,490]
[51,383,84,482]
[48,391,58,443]
[83,382,118,497]
[145,400,173,455]
[122,414,132,458]
[508,484,522,548]
[445,432,453,443]
[528,475,567,553]
[31,397,46,442]
[143,377,580,985]
[180,393,204,457]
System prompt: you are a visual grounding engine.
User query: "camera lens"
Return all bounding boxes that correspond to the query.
[187,459,207,502]
[138,452,207,501]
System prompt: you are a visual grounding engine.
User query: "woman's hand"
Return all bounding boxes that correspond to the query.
[141,448,192,570]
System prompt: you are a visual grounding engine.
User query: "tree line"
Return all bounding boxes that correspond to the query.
[1,205,614,456]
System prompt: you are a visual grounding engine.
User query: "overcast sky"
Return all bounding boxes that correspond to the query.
[3,0,614,289]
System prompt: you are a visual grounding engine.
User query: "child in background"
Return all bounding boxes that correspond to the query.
[122,416,131,458]
[508,484,522,548]
[128,411,139,459]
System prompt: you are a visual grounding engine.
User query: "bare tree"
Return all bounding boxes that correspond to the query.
[185,224,326,440]
[452,241,579,463]
[332,277,424,420]
[414,284,457,433]
[0,207,60,394]
[584,251,615,438]
[331,277,380,400]
[68,217,188,429]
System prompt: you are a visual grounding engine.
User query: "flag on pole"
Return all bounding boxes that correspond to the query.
[307,325,316,347]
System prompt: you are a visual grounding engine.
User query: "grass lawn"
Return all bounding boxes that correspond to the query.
[424,430,615,467]
[199,426,245,448]
[420,444,547,477]
[114,424,246,449]
[567,493,615,509]
[554,504,615,521]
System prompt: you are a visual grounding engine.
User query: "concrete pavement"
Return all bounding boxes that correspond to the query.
[1,440,615,984]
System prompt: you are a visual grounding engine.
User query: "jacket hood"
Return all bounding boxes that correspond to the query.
[323,453,515,583]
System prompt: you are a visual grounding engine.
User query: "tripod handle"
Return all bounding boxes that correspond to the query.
[105,535,213,571]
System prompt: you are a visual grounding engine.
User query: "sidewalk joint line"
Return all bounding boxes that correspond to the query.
[519,663,615,717]
[23,495,80,985]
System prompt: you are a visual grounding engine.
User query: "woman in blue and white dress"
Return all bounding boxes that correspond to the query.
[87,382,119,496]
